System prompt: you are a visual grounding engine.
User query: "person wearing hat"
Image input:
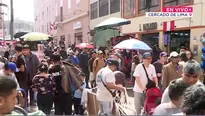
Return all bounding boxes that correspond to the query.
[96,58,125,115]
[93,50,106,78]
[133,52,158,115]
[0,62,20,89]
[153,52,168,91]
[22,44,40,106]
[162,51,183,91]
[67,50,79,66]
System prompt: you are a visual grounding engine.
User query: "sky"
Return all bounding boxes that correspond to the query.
[2,0,34,22]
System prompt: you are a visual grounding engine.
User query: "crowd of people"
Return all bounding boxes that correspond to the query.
[0,41,204,115]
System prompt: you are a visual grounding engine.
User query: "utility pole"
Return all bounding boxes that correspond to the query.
[10,0,14,42]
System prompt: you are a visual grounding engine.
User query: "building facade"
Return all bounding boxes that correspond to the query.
[55,0,90,46]
[89,0,121,30]
[34,0,90,47]
[121,0,205,61]
[34,0,56,34]
[3,18,34,39]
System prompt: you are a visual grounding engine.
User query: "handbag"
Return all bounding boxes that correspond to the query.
[142,64,156,89]
[101,78,116,97]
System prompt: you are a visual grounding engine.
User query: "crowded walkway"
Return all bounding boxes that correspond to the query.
[0,41,204,116]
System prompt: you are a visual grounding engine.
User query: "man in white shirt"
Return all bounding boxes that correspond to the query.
[133,52,158,115]
[96,59,125,115]
[161,60,203,103]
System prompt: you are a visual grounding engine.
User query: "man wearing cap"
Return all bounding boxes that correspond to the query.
[133,52,158,115]
[93,50,106,78]
[96,59,125,115]
[162,51,183,91]
[0,62,20,89]
[22,44,40,106]
[153,52,168,91]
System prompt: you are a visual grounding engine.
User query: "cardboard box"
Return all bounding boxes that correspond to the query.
[87,91,99,115]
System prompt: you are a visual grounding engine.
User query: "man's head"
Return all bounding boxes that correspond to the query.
[91,51,96,58]
[83,48,88,53]
[3,62,19,75]
[22,44,30,56]
[0,78,17,114]
[67,50,74,56]
[182,60,202,85]
[142,52,152,65]
[169,51,180,64]
[182,84,205,115]
[15,44,23,53]
[168,79,189,107]
[51,53,61,63]
[113,53,121,60]
[97,50,103,58]
[159,52,168,63]
[107,59,119,71]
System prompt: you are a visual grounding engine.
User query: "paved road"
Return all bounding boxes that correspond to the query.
[28,81,136,115]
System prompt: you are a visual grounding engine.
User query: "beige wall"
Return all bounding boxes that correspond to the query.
[56,0,90,47]
[190,28,205,62]
[121,0,205,62]
[121,0,205,34]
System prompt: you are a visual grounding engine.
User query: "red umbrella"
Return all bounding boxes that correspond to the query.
[76,43,94,49]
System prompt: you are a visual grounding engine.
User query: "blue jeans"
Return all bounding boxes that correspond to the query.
[98,101,113,115]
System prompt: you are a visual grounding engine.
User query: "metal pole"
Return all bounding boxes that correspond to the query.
[10,0,14,42]
[2,12,5,46]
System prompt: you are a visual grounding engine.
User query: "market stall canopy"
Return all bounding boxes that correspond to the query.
[114,39,152,50]
[20,32,52,41]
[95,17,131,30]
[93,28,120,47]
[14,32,29,39]
[76,43,94,49]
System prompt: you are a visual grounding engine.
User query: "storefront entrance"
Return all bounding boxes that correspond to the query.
[141,33,159,49]
[166,30,190,53]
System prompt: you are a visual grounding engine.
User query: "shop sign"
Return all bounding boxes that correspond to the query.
[73,21,82,30]
[143,22,157,31]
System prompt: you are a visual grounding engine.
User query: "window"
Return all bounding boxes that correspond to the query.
[42,11,44,20]
[91,2,98,19]
[110,0,120,14]
[60,6,63,21]
[76,0,80,8]
[164,0,192,7]
[99,0,109,17]
[123,0,136,18]
[55,4,57,17]
[138,0,160,14]
[68,0,71,9]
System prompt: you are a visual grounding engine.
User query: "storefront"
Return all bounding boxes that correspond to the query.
[141,33,159,49]
[165,30,190,53]
[139,22,159,48]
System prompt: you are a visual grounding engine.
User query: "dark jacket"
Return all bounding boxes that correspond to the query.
[25,52,40,81]
[78,52,90,72]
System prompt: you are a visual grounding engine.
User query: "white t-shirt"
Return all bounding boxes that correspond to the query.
[133,63,157,93]
[161,78,203,103]
[96,66,116,101]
